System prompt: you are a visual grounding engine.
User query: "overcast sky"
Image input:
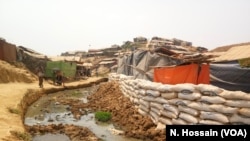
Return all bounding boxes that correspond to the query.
[1,0,250,56]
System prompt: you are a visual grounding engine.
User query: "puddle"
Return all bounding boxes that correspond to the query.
[32,133,70,141]
[25,86,142,141]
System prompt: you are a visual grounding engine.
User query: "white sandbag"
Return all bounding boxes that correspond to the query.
[154,97,169,104]
[196,84,223,96]
[158,116,172,125]
[150,102,164,110]
[179,112,198,124]
[160,109,177,119]
[133,98,139,104]
[155,122,166,130]
[168,98,191,106]
[151,107,161,115]
[146,90,161,97]
[172,118,188,125]
[138,99,150,108]
[163,104,179,115]
[171,83,196,92]
[149,111,160,123]
[238,108,250,117]
[178,92,201,100]
[199,120,223,125]
[138,108,148,116]
[142,96,156,102]
[229,114,250,124]
[199,96,226,104]
[178,105,199,116]
[138,89,146,96]
[200,111,229,123]
[219,90,250,100]
[161,92,178,99]
[209,104,238,114]
[139,104,150,113]
[225,100,250,108]
[156,84,173,92]
[188,102,213,112]
[138,81,156,90]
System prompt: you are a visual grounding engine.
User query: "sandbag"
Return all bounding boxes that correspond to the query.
[179,112,198,124]
[196,84,223,96]
[150,102,164,110]
[219,90,250,100]
[142,96,156,102]
[178,105,199,116]
[199,96,226,104]
[158,116,172,125]
[138,89,146,96]
[150,111,160,123]
[154,97,169,104]
[199,120,223,125]
[151,107,161,115]
[171,83,195,92]
[200,111,229,123]
[188,102,212,112]
[209,104,238,114]
[161,92,178,99]
[156,84,173,92]
[172,118,188,125]
[146,90,161,97]
[225,100,250,108]
[178,92,201,100]
[160,109,177,119]
[138,99,150,108]
[163,104,179,115]
[229,114,250,124]
[139,104,150,113]
[238,108,250,117]
[168,98,191,106]
[138,109,148,116]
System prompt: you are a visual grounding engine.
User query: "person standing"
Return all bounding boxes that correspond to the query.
[37,67,44,88]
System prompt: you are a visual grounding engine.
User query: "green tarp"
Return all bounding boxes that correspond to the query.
[45,61,76,78]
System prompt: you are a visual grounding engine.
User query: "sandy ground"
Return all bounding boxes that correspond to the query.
[0,77,104,141]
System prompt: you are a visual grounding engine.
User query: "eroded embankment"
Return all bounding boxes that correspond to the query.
[19,77,108,141]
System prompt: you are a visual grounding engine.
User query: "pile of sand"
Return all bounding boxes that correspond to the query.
[0,60,37,83]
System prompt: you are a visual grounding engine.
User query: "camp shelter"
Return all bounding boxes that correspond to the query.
[45,61,77,79]
[154,63,210,85]
[0,39,17,62]
[117,49,183,81]
[210,45,250,93]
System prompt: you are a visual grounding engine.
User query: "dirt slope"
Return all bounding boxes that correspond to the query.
[0,60,37,83]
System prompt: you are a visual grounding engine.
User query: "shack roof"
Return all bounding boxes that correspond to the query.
[213,45,250,62]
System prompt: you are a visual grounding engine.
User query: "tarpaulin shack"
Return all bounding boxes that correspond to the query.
[45,61,77,79]
[209,44,250,93]
[0,39,17,62]
[153,63,210,85]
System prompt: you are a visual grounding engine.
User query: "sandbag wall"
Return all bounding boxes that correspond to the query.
[109,73,250,128]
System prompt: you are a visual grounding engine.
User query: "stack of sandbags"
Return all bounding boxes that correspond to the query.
[218,90,250,125]
[115,73,250,127]
[108,73,121,81]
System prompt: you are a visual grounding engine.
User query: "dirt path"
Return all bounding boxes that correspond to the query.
[0,77,104,141]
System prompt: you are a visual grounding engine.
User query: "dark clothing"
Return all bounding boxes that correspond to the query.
[39,76,43,88]
[55,74,63,85]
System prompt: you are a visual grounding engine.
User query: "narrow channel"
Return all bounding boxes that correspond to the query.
[24,85,142,141]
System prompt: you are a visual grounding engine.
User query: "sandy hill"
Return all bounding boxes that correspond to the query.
[0,60,37,83]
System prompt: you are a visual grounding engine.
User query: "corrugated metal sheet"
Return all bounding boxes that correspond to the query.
[214,45,250,62]
[0,40,17,62]
[45,61,77,78]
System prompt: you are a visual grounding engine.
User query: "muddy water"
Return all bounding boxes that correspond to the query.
[24,86,142,141]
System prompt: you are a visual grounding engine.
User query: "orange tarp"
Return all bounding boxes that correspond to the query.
[154,63,210,84]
